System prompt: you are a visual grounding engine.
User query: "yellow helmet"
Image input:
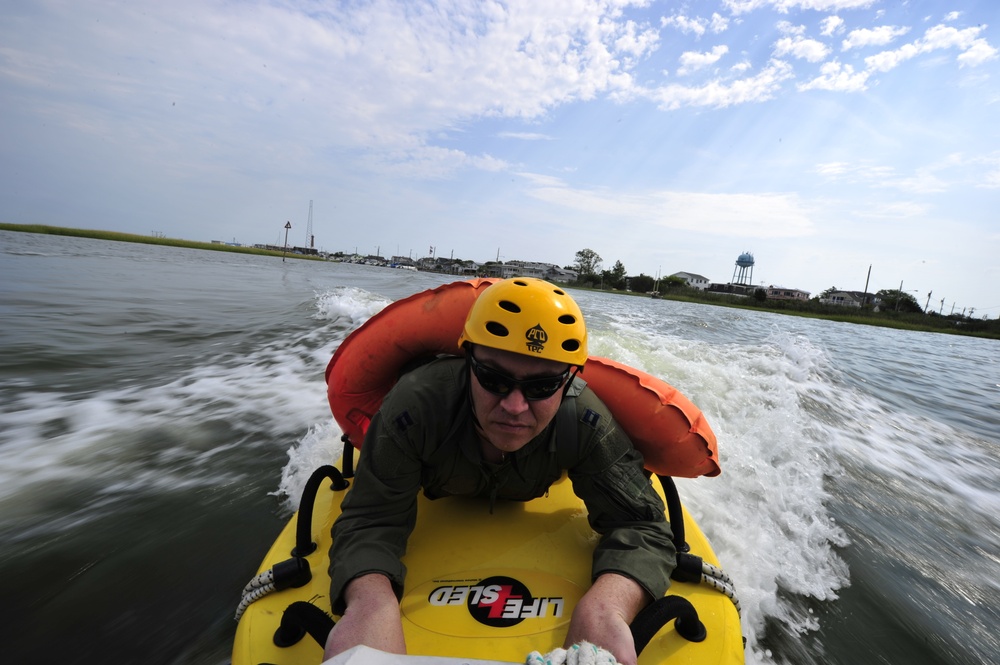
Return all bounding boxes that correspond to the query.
[459,277,588,366]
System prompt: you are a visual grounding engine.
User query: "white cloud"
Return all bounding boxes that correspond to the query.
[958,40,1000,67]
[659,12,728,37]
[710,13,731,33]
[777,21,806,36]
[646,59,794,109]
[816,161,899,184]
[944,11,962,22]
[970,154,1000,189]
[523,177,816,238]
[724,0,878,15]
[887,171,950,194]
[774,36,831,62]
[921,24,985,50]
[865,24,997,72]
[662,14,708,37]
[678,45,730,75]
[498,132,552,141]
[616,18,662,58]
[820,16,845,37]
[864,43,920,72]
[365,145,509,180]
[815,153,1000,193]
[798,60,870,91]
[855,201,930,218]
[842,25,910,51]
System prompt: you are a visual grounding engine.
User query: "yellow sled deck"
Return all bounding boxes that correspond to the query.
[233,462,744,665]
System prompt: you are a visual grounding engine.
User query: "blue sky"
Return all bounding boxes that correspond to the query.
[2,0,998,315]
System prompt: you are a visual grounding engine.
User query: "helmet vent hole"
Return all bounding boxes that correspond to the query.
[558,314,576,325]
[485,321,509,337]
[498,300,521,313]
[562,340,581,352]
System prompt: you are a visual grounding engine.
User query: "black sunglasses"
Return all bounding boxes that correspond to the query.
[468,354,570,401]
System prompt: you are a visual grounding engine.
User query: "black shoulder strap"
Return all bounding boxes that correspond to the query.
[553,374,586,470]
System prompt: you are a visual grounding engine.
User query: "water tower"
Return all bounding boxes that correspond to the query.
[731,251,754,286]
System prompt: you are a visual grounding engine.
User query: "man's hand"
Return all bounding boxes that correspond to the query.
[564,573,650,665]
[323,574,406,659]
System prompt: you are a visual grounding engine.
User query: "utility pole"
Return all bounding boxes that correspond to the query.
[925,291,933,313]
[862,264,872,307]
[306,200,314,249]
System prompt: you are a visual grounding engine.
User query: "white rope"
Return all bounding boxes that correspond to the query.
[234,579,276,622]
[702,561,734,588]
[699,561,742,618]
[240,569,275,596]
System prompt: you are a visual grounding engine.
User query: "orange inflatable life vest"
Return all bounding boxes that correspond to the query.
[325,278,721,478]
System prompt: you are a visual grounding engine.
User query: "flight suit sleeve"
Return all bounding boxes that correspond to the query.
[327,410,422,615]
[567,394,676,601]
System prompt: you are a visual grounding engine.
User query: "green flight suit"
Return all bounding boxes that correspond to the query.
[328,357,674,614]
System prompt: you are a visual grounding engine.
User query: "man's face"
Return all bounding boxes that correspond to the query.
[468,345,570,454]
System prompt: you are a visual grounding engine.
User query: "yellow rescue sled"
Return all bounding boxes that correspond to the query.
[232,457,744,665]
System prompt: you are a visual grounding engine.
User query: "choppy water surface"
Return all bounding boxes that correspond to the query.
[2,230,997,665]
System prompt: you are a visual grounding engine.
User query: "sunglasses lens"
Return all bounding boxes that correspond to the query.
[471,356,567,401]
[521,377,565,400]
[476,365,513,396]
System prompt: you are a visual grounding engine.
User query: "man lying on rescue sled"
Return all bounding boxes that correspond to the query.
[323,277,674,665]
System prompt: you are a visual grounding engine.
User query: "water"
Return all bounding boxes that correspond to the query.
[2,230,997,665]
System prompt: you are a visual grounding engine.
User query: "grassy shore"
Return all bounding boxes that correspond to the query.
[0,223,324,261]
[4,222,997,340]
[577,285,1000,340]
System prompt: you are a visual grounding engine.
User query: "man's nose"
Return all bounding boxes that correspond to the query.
[500,387,530,413]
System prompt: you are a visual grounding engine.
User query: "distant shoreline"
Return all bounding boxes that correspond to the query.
[0,223,324,261]
[4,223,996,341]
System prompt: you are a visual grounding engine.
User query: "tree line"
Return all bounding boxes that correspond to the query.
[569,248,679,293]
[568,248,999,339]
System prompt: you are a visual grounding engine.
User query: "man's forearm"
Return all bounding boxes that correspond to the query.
[564,572,651,665]
[323,573,406,658]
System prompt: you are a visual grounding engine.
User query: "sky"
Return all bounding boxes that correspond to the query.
[2,0,999,316]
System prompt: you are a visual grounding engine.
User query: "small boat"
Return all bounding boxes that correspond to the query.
[232,279,744,665]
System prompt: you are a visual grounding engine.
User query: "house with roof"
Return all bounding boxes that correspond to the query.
[670,272,711,290]
[484,260,577,283]
[819,290,875,307]
[766,286,810,301]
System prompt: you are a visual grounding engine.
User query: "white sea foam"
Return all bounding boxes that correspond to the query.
[0,285,392,518]
[313,286,393,329]
[586,322,852,664]
[276,287,395,508]
[0,294,362,517]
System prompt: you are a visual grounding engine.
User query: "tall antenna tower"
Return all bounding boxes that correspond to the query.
[306,200,314,249]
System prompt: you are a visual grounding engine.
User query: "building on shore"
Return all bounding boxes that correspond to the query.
[819,290,879,307]
[765,286,810,301]
[670,272,710,290]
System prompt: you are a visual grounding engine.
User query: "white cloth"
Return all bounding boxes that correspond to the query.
[525,642,620,665]
[324,645,516,665]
